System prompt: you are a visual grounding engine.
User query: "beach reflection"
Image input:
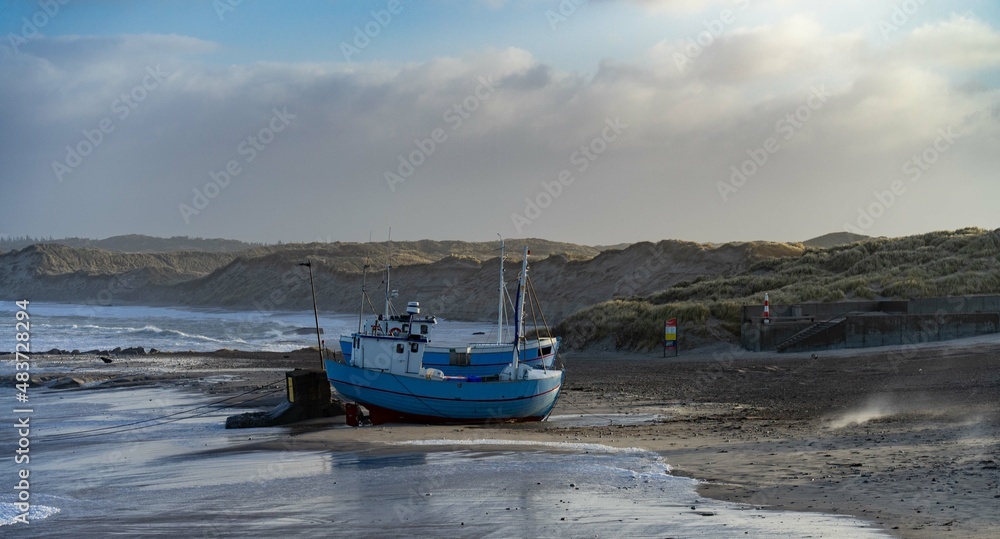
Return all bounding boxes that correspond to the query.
[4,386,891,538]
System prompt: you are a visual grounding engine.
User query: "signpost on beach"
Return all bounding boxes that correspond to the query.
[299,260,324,370]
[664,318,678,357]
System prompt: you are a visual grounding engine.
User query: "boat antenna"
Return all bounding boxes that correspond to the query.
[384,228,392,321]
[298,260,324,370]
[497,233,505,345]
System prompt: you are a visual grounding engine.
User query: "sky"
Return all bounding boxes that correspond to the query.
[1,0,999,245]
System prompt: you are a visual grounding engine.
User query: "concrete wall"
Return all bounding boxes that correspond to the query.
[741,300,909,323]
[907,295,1000,316]
[844,313,1000,349]
[739,295,1000,352]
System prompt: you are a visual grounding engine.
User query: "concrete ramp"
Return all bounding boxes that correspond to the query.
[776,317,847,353]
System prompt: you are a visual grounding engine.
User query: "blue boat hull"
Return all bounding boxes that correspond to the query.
[325,359,563,424]
[339,336,559,377]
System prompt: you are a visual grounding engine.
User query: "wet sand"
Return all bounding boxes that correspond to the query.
[559,343,1000,539]
[14,337,1000,538]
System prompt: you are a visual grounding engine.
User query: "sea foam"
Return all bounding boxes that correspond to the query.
[0,502,60,526]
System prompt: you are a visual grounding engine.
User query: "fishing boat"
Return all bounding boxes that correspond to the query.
[325,246,564,424]
[338,239,560,377]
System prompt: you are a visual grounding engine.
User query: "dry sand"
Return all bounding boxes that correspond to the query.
[16,337,999,538]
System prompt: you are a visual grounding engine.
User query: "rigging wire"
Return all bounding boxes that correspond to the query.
[527,275,564,369]
[526,276,541,335]
[360,231,381,328]
[364,288,380,318]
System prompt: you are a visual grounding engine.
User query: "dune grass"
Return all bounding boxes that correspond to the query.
[557,228,1000,351]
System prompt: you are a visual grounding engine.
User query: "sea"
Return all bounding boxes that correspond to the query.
[0,302,498,354]
[0,303,890,537]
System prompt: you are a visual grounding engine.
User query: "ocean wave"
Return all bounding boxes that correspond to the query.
[0,502,60,526]
[7,303,479,353]
[69,324,234,344]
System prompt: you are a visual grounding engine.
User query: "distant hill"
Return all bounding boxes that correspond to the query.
[161,239,802,321]
[802,232,870,248]
[0,244,241,303]
[10,228,995,353]
[0,234,263,253]
[0,235,600,261]
[0,232,869,255]
[0,237,606,308]
[0,237,804,322]
[593,242,633,251]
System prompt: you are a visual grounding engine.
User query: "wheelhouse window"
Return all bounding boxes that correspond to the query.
[449,350,470,366]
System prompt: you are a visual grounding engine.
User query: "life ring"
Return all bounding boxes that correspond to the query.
[389,327,401,337]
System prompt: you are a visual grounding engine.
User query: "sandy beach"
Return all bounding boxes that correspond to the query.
[13,337,999,538]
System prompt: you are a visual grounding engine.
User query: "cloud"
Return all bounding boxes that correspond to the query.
[1,34,211,120]
[650,15,868,83]
[898,15,1000,69]
[620,0,751,14]
[1,15,998,244]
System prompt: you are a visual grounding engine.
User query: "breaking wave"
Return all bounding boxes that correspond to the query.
[0,502,60,526]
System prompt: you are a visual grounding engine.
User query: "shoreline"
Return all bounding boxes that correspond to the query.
[16,336,1000,538]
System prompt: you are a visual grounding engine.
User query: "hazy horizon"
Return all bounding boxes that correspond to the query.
[2,1,998,246]
[3,227,968,250]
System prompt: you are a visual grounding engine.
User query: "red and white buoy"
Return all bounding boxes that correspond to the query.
[763,293,770,324]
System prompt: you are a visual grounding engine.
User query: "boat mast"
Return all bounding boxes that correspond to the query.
[512,246,529,369]
[358,262,369,333]
[497,234,505,345]
[383,228,392,321]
